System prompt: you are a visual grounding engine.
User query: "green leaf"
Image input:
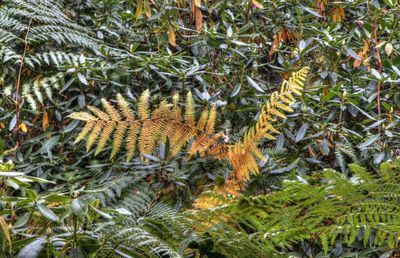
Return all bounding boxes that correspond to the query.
[37,203,59,222]
[246,76,265,93]
[295,124,308,143]
[8,115,17,131]
[0,172,25,177]
[71,198,88,216]
[69,247,85,258]
[357,134,379,149]
[90,205,113,220]
[370,69,381,80]
[77,73,88,85]
[18,238,46,258]
[14,212,31,228]
[391,65,400,76]
[319,139,330,155]
[346,48,361,60]
[230,84,241,97]
[40,136,60,160]
[300,6,323,18]
[160,137,170,160]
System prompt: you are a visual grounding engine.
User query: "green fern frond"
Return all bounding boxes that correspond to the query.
[189,158,400,256]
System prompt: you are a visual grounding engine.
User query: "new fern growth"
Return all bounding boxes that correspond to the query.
[69,90,218,161]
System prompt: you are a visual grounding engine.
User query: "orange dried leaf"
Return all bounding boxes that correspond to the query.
[269,34,279,56]
[195,7,202,32]
[42,111,49,130]
[19,123,28,133]
[353,40,369,68]
[331,6,345,22]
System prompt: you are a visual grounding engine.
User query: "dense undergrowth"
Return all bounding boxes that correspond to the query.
[1,0,400,257]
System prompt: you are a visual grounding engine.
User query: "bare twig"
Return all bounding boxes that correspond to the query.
[373,17,382,134]
[14,17,33,144]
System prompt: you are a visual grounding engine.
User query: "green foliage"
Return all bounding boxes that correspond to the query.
[189,158,400,257]
[0,0,98,112]
[1,0,400,257]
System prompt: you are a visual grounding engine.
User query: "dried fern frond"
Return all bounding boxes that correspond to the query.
[69,91,218,162]
[226,67,310,185]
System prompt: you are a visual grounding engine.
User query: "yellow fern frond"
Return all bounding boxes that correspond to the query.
[86,122,103,151]
[138,89,150,119]
[205,105,216,134]
[74,122,94,144]
[87,106,109,121]
[196,108,209,131]
[168,125,196,158]
[101,98,120,121]
[222,66,310,195]
[185,92,195,126]
[126,122,141,161]
[71,90,217,162]
[172,93,182,120]
[117,94,135,120]
[68,112,96,121]
[95,122,116,155]
[111,122,128,159]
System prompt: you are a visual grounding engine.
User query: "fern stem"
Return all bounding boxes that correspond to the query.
[15,16,33,145]
[373,17,382,137]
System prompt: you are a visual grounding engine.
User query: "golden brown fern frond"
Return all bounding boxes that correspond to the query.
[190,67,310,211]
[138,89,150,119]
[226,66,310,188]
[185,91,195,127]
[69,90,220,162]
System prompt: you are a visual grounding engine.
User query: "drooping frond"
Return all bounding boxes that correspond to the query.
[69,91,217,161]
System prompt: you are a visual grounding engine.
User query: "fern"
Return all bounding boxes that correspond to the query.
[99,188,191,258]
[0,0,99,112]
[70,67,310,196]
[20,73,64,111]
[69,90,218,161]
[335,135,359,175]
[225,67,310,186]
[189,158,400,257]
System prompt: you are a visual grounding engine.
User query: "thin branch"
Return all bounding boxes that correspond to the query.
[373,17,382,135]
[14,17,33,140]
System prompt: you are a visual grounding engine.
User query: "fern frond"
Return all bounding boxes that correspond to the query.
[188,159,400,257]
[226,67,310,188]
[70,91,218,162]
[185,92,195,127]
[138,90,150,119]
